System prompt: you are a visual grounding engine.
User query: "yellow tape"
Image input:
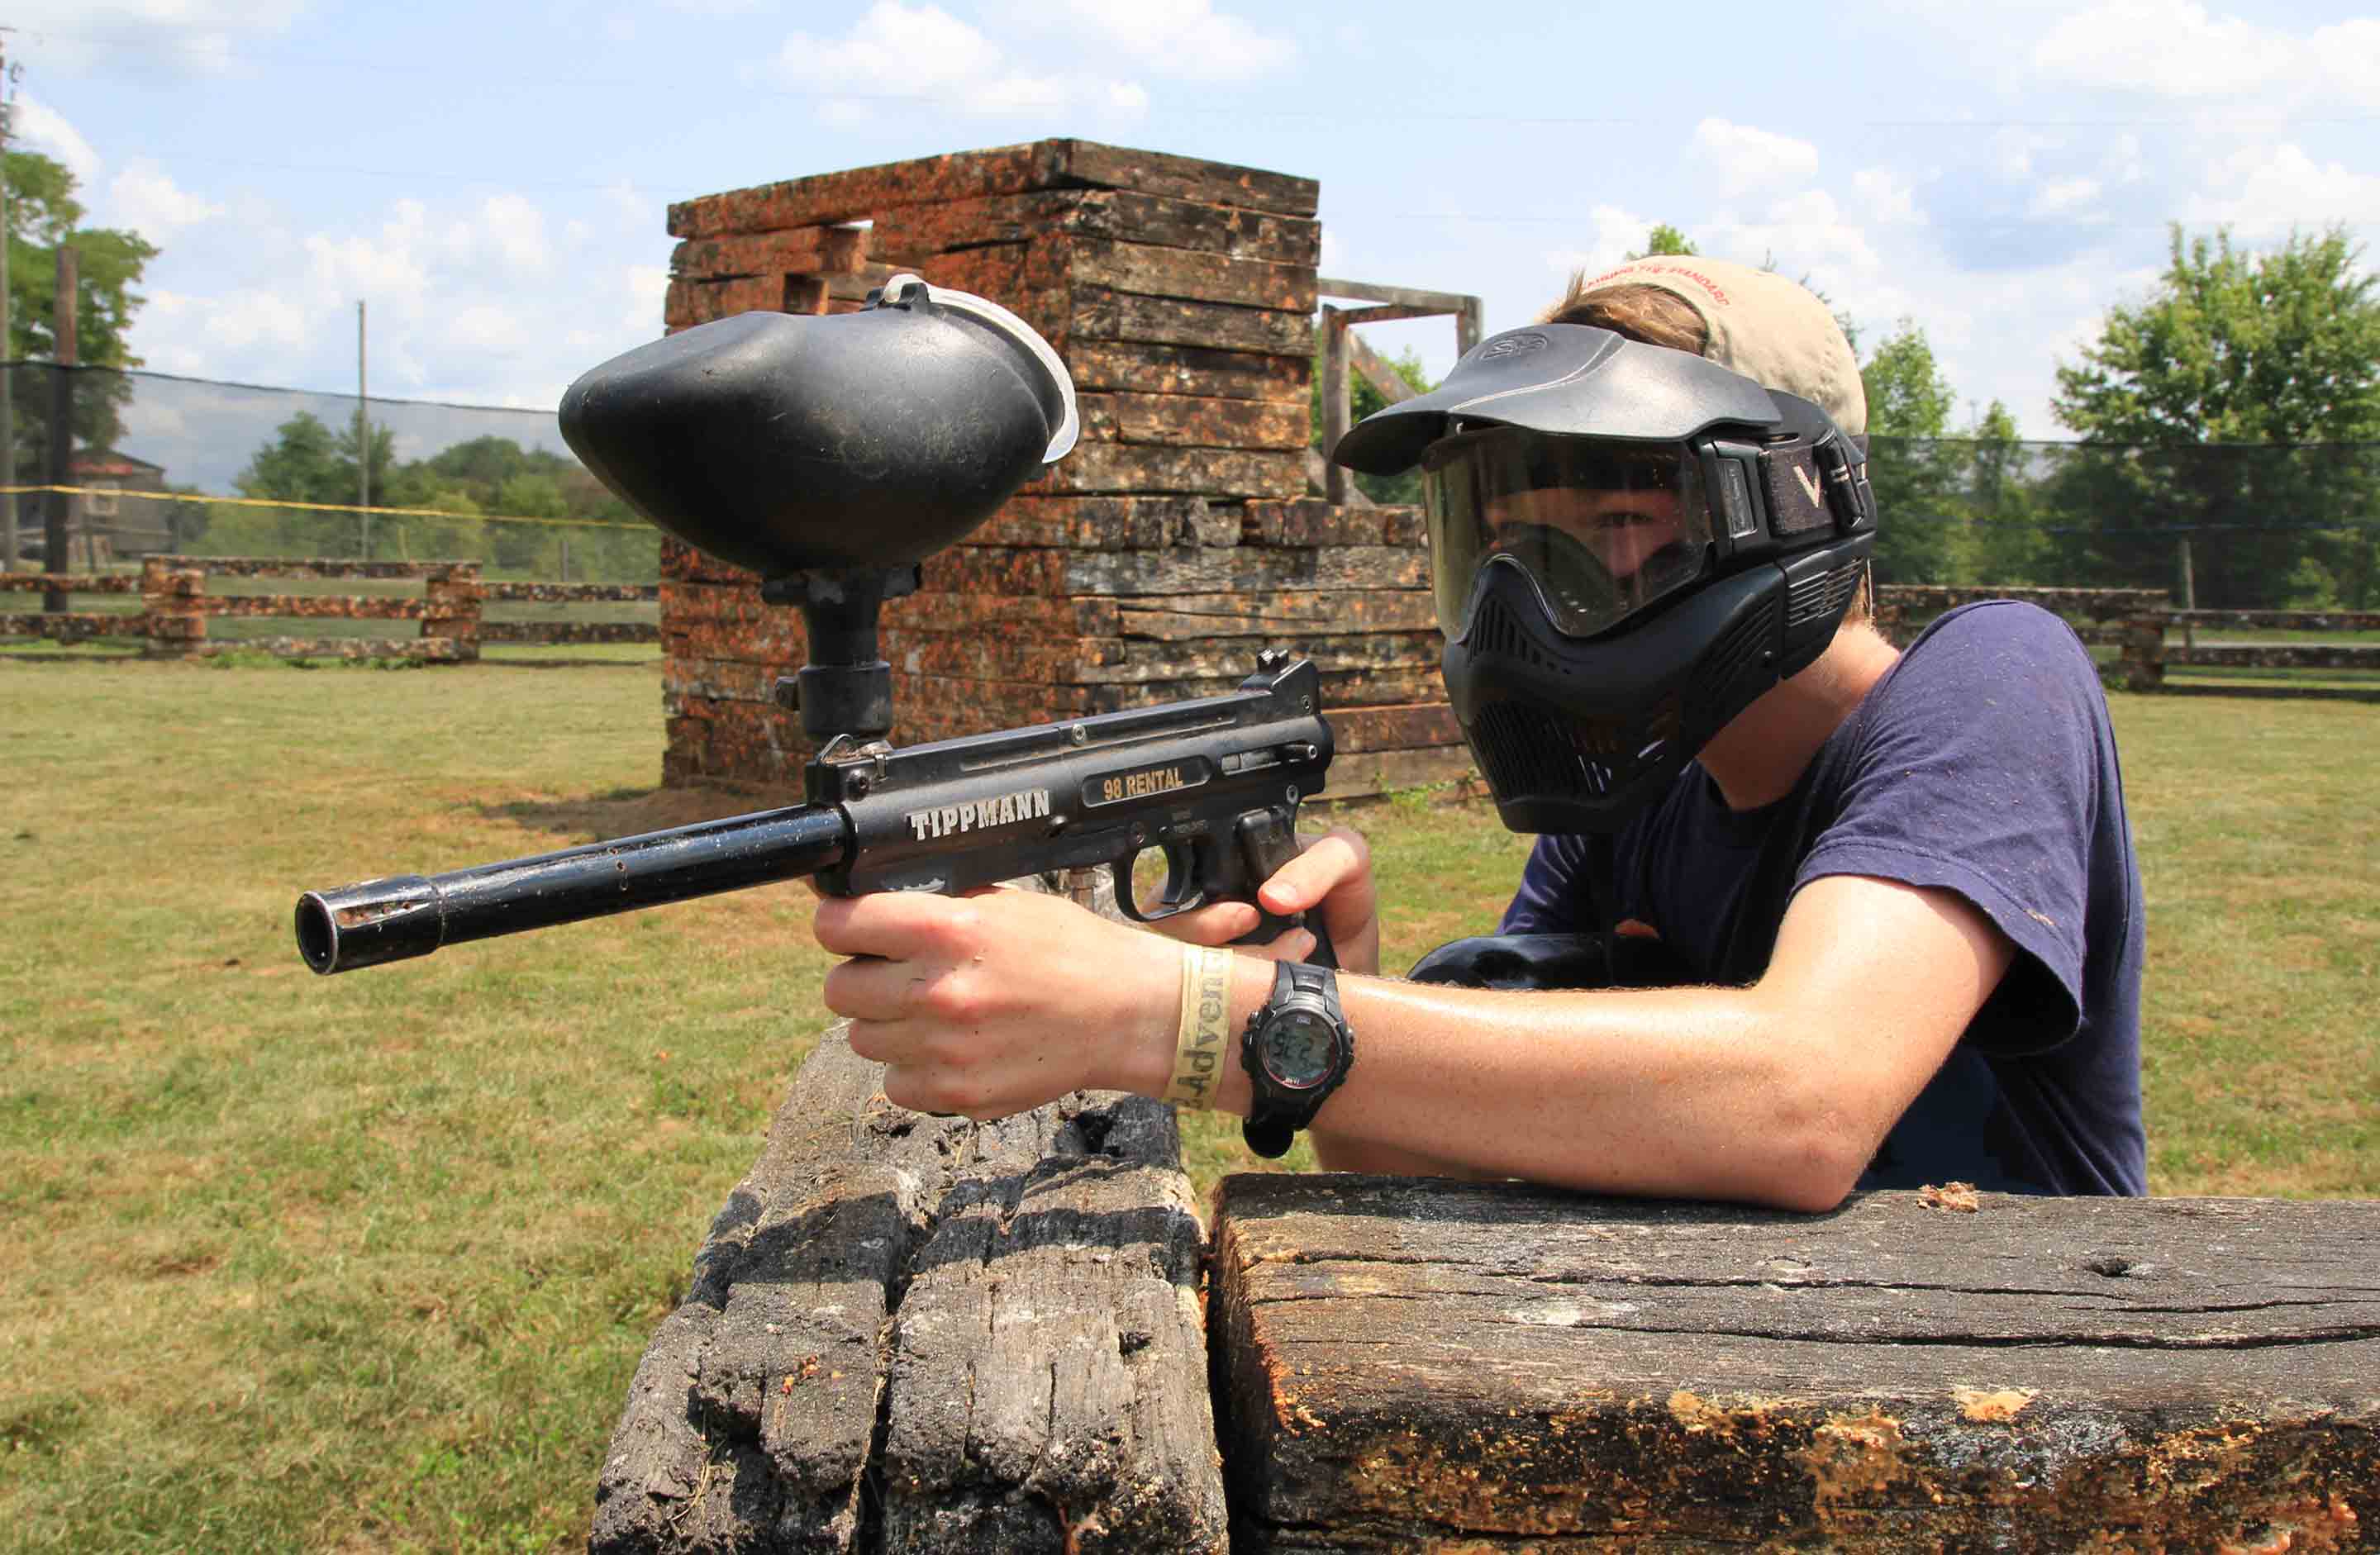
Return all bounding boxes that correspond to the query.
[0,485,647,532]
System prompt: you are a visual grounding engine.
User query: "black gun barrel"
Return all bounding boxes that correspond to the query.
[295,803,852,975]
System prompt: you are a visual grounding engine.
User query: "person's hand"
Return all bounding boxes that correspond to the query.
[1148,825,1379,977]
[814,887,1177,1120]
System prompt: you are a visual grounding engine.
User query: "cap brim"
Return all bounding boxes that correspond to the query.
[1330,325,1784,477]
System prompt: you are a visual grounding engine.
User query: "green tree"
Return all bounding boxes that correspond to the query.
[7,149,161,480]
[1962,401,2049,586]
[1859,321,1968,586]
[1627,225,1697,259]
[2050,224,2380,607]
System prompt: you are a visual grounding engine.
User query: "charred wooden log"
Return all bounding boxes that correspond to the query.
[1210,1176,2380,1553]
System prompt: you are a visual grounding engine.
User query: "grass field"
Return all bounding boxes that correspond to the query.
[2,653,2374,1553]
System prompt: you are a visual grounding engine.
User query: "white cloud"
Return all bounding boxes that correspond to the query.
[2034,2,2380,109]
[623,264,669,332]
[14,97,102,188]
[2181,143,2380,237]
[108,163,227,235]
[1853,168,1925,227]
[766,0,1176,117]
[1541,204,1664,288]
[1690,119,1821,200]
[196,289,313,352]
[1992,128,2057,181]
[445,305,531,354]
[2029,178,2103,219]
[305,202,436,306]
[1728,188,1882,278]
[770,1,1067,116]
[481,194,552,274]
[1024,0,1296,82]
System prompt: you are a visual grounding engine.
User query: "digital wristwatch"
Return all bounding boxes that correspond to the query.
[1240,961,1356,1158]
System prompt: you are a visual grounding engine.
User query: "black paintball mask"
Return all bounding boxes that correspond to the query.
[1333,324,1877,834]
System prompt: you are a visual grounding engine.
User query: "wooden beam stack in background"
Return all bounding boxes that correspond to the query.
[656,139,1469,801]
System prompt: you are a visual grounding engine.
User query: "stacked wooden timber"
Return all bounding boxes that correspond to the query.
[589,1024,1226,1555]
[656,139,1469,801]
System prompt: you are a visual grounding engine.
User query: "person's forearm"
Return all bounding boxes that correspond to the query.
[1118,954,1883,1210]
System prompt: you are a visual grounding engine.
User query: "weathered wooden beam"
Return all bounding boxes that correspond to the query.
[1066,340,1308,405]
[592,1026,1226,1554]
[1076,392,1308,453]
[161,635,464,661]
[867,189,1319,268]
[2172,643,2380,670]
[1113,588,1436,640]
[1315,277,1480,314]
[1212,1177,2380,1553]
[1878,584,2170,617]
[669,139,1316,239]
[1333,304,1442,328]
[0,610,137,640]
[483,582,660,602]
[149,555,478,580]
[478,621,659,644]
[197,594,429,620]
[1344,332,1420,407]
[2172,608,2380,632]
[669,226,869,281]
[1321,311,1351,506]
[0,570,142,594]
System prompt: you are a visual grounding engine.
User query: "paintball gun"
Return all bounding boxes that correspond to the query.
[293,275,1335,977]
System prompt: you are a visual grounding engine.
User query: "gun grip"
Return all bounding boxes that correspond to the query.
[1232,809,1337,970]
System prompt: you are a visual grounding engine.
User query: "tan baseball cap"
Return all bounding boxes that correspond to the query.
[1543,256,1867,437]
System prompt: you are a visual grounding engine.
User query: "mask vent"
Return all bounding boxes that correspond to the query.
[1466,592,1565,676]
[1691,596,1781,711]
[1469,698,1681,805]
[1787,559,1864,630]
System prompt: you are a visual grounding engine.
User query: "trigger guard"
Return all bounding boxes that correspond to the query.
[1116,844,1207,924]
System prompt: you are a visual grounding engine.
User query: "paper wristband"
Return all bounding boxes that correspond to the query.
[1164,945,1235,1109]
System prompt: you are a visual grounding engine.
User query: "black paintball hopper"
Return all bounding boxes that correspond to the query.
[559,274,1078,746]
[559,273,1078,578]
[1331,323,1781,476]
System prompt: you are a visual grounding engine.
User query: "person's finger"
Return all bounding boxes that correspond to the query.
[1258,826,1370,915]
[1139,899,1263,946]
[812,890,981,961]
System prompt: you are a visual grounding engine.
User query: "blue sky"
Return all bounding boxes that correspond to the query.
[17,0,2380,444]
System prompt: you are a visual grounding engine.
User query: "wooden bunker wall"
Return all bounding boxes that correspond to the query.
[656,140,1469,801]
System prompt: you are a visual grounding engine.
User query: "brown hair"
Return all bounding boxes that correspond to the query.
[1537,278,1710,355]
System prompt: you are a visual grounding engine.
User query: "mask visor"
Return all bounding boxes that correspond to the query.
[1421,426,1712,639]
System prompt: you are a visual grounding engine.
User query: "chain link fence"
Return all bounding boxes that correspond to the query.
[2,363,658,583]
[9,363,2379,614]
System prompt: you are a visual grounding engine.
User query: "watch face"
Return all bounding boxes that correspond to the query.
[1260,1008,1340,1090]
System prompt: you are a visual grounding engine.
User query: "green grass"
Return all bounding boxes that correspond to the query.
[1,657,2373,1553]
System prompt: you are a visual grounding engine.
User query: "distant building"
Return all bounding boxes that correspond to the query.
[63,449,176,562]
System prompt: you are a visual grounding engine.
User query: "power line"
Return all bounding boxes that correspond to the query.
[21,27,2380,131]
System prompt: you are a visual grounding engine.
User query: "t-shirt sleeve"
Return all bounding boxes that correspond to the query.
[1794,603,2106,1054]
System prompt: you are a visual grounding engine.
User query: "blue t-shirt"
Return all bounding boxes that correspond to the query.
[1500,602,2147,1196]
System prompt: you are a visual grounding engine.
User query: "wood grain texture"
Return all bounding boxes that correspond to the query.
[591,1029,1226,1553]
[1211,1176,2380,1553]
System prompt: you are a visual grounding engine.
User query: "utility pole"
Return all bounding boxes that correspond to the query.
[0,32,17,574]
[356,299,369,559]
[43,244,73,610]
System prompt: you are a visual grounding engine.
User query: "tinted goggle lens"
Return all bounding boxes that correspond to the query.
[1421,428,1713,638]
